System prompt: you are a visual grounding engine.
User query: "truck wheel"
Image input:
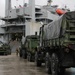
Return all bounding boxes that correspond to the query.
[45,53,51,74]
[27,53,32,62]
[22,50,27,59]
[22,50,25,58]
[51,53,59,75]
[4,52,7,55]
[35,60,42,67]
[19,50,22,57]
[35,52,42,67]
[60,68,65,75]
[20,52,22,57]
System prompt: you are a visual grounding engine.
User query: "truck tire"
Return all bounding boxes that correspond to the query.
[4,52,7,55]
[22,50,27,59]
[45,53,51,74]
[36,60,42,67]
[35,52,42,67]
[51,53,59,75]
[27,53,32,62]
[20,52,22,57]
[60,68,65,75]
[19,49,22,57]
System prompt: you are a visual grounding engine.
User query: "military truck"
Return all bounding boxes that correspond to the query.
[19,35,39,61]
[0,41,11,55]
[19,43,27,59]
[25,35,39,61]
[35,11,75,75]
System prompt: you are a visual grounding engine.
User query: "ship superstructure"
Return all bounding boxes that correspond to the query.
[0,0,61,43]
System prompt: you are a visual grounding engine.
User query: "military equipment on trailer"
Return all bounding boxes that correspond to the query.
[35,11,75,75]
[0,41,11,55]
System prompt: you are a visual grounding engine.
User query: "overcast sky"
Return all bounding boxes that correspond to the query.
[0,0,75,17]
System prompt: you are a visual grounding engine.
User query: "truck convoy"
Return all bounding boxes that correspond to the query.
[19,35,39,62]
[35,11,75,75]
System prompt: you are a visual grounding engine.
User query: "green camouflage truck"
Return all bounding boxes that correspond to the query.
[35,11,75,75]
[25,35,39,61]
[20,35,39,61]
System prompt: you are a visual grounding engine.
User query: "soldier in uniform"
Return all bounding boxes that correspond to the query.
[16,48,19,56]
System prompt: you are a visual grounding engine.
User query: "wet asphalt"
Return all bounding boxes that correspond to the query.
[0,53,75,75]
